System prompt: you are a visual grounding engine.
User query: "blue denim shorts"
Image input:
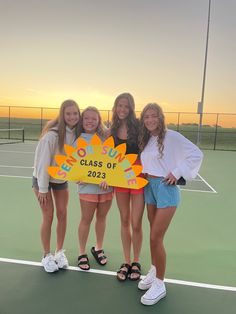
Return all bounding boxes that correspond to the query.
[32,177,68,191]
[144,177,180,208]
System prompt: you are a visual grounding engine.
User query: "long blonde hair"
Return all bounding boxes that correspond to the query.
[41,99,81,151]
[139,103,166,158]
[78,106,107,138]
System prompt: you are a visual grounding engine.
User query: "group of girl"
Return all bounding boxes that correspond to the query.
[33,94,203,306]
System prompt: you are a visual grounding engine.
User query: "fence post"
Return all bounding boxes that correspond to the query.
[8,106,11,139]
[41,107,43,132]
[177,112,180,132]
[213,113,219,150]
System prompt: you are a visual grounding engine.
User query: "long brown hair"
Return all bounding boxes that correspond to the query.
[139,103,166,158]
[40,99,81,151]
[77,106,107,138]
[110,92,139,143]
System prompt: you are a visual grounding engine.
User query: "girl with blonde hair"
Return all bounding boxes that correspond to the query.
[33,99,81,272]
[77,106,113,270]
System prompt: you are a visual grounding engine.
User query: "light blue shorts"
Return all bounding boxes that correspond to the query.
[144,177,180,208]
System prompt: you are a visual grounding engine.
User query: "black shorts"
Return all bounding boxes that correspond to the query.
[32,176,68,191]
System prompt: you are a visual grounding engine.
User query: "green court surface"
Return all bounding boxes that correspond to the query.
[0,142,236,314]
[1,262,236,314]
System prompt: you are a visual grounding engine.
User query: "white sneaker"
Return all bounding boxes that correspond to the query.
[54,249,69,269]
[138,265,156,290]
[141,278,166,306]
[42,253,59,273]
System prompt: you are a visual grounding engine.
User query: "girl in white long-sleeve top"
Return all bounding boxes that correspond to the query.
[138,103,203,306]
[33,99,81,273]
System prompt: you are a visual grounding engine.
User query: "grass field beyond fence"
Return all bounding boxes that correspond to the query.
[0,111,236,151]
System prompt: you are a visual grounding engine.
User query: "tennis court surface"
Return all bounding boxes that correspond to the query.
[0,142,235,314]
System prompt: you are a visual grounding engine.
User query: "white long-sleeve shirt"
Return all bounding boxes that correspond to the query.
[33,126,76,193]
[141,129,203,180]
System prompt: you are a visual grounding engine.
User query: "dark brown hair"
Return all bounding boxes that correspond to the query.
[110,92,139,143]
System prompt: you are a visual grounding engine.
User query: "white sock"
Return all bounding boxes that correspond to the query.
[156,278,164,285]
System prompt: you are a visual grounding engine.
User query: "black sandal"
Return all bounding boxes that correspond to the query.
[78,254,90,270]
[91,247,107,266]
[116,263,131,281]
[129,262,141,281]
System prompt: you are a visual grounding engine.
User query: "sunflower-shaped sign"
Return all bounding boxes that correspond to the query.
[48,134,148,189]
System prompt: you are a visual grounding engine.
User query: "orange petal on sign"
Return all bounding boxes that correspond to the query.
[77,138,88,148]
[90,133,102,145]
[55,155,67,166]
[136,177,148,188]
[64,144,76,155]
[103,136,114,147]
[115,143,126,154]
[132,165,143,176]
[48,166,60,177]
[125,154,137,165]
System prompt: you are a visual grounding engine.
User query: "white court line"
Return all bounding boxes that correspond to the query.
[179,173,217,193]
[164,278,236,292]
[0,150,34,154]
[0,175,31,179]
[0,257,235,292]
[197,173,217,193]
[0,165,33,169]
[0,165,217,194]
[0,174,217,194]
[181,188,216,193]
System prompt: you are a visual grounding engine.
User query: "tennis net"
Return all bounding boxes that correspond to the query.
[0,128,25,145]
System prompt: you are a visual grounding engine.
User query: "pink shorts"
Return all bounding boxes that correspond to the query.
[115,186,144,195]
[79,191,114,203]
[115,158,144,195]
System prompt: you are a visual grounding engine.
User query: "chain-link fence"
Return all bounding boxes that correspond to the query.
[0,105,236,151]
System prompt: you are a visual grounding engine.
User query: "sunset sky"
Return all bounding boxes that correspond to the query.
[0,0,235,114]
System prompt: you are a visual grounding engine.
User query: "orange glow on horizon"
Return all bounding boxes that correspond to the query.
[0,106,235,128]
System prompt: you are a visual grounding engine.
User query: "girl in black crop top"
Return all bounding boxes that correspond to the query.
[110,92,144,281]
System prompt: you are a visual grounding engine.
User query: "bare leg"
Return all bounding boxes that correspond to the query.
[78,199,97,255]
[129,193,144,280]
[116,192,132,280]
[94,199,112,264]
[147,204,157,266]
[53,188,69,252]
[130,193,144,262]
[95,200,112,249]
[34,188,54,255]
[150,206,176,280]
[78,199,97,270]
[116,192,131,265]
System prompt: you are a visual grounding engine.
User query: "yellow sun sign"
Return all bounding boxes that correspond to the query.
[48,134,148,189]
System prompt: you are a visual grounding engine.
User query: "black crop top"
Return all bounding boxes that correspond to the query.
[113,135,139,155]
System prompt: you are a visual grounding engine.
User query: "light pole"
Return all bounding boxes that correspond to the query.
[197,0,211,145]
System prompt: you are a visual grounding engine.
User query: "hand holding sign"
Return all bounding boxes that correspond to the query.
[48,134,148,189]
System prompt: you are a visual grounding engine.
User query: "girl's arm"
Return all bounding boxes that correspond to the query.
[171,132,203,181]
